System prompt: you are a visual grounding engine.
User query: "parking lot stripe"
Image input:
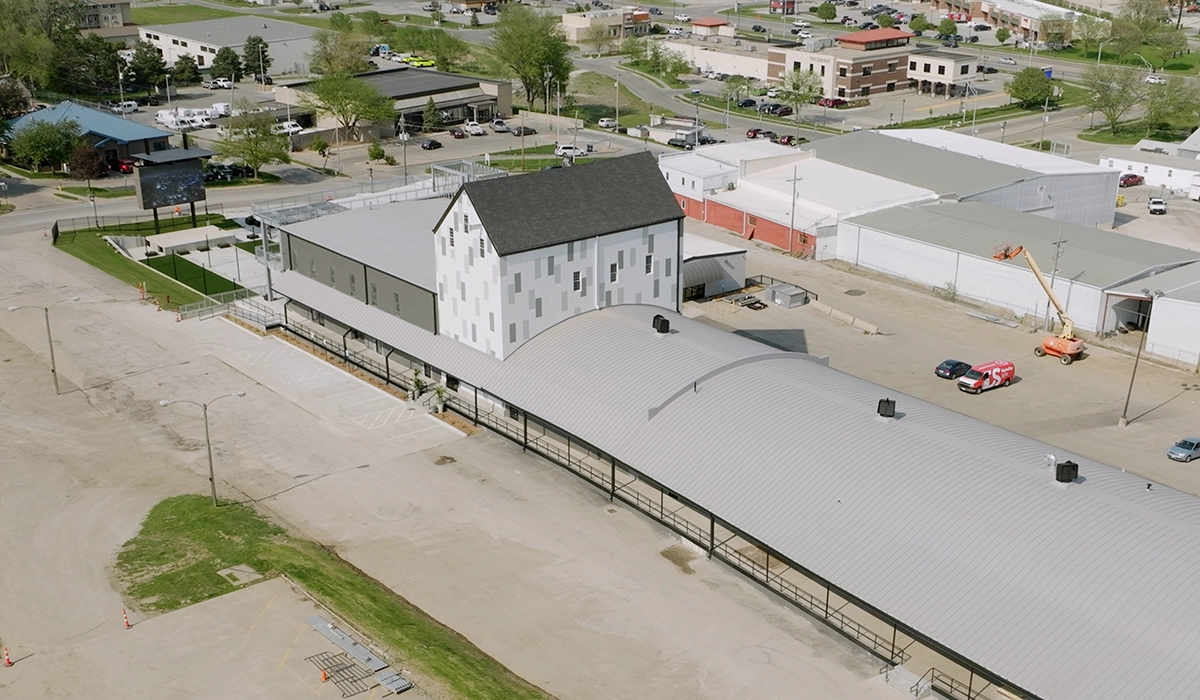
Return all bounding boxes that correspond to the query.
[277,621,309,669]
[243,592,278,643]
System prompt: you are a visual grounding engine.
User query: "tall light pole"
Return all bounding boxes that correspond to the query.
[786,167,801,254]
[615,74,621,128]
[1097,37,1113,67]
[1118,290,1163,427]
[8,297,79,395]
[159,391,247,506]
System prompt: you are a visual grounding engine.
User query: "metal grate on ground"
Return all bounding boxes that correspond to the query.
[306,651,373,697]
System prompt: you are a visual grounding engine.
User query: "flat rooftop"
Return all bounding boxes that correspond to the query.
[744,157,937,216]
[143,16,315,45]
[281,199,448,291]
[883,129,1116,176]
[683,233,745,260]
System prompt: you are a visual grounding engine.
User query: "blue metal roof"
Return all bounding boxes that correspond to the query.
[8,102,172,145]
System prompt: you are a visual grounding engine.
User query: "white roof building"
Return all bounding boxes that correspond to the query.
[140,16,316,74]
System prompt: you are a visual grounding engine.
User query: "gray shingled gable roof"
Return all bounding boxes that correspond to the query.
[457,152,684,256]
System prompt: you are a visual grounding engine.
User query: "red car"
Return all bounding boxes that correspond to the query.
[1119,173,1144,187]
[116,158,136,174]
[818,97,848,108]
[746,127,763,139]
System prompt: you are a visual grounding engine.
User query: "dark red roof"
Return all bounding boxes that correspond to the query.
[691,17,728,26]
[837,27,914,44]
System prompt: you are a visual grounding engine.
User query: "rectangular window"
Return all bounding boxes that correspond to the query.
[172,38,178,45]
[309,260,316,277]
[489,312,494,331]
[509,323,516,344]
[370,283,377,306]
[573,271,581,291]
[394,292,401,313]
[665,258,672,277]
[748,215,758,226]
[888,63,897,73]
[514,272,522,293]
[617,250,624,269]
[862,85,871,97]
[909,60,916,70]
[180,41,187,47]
[329,266,336,286]
[609,263,617,283]
[449,227,455,247]
[862,66,872,76]
[479,235,486,257]
[349,273,356,296]
[198,56,205,66]
[464,214,470,232]
[547,255,554,275]
[647,234,654,253]
[820,65,826,76]
[471,324,477,342]
[960,64,969,75]
[924,63,931,72]
[839,66,847,77]
[460,281,466,301]
[645,255,652,274]
[535,298,542,318]
[937,65,946,75]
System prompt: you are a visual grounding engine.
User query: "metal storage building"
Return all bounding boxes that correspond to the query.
[1111,263,1200,369]
[838,200,1199,333]
[681,234,746,299]
[269,275,1200,700]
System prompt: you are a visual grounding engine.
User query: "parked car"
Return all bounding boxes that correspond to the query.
[555,144,588,157]
[737,98,757,108]
[666,26,686,35]
[201,78,232,90]
[776,134,806,146]
[977,65,999,74]
[1119,173,1144,187]
[511,126,537,136]
[597,117,618,128]
[757,130,777,140]
[271,121,303,135]
[998,56,1017,65]
[935,359,972,379]
[966,35,979,43]
[666,137,693,150]
[746,127,764,138]
[1148,197,1167,214]
[134,95,160,107]
[115,158,136,174]
[974,23,991,30]
[109,100,139,114]
[674,13,691,20]
[1145,74,1167,85]
[957,360,1015,394]
[696,135,724,145]
[421,138,443,150]
[792,29,812,38]
[448,127,467,139]
[422,2,435,9]
[766,88,779,98]
[1168,437,1200,462]
[464,120,486,135]
[491,118,510,132]
[817,97,848,107]
[770,105,793,117]
[751,24,766,31]
[860,22,878,29]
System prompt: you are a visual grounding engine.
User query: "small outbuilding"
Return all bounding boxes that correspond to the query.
[682,233,746,300]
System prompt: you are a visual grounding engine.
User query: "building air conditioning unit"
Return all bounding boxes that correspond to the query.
[749,44,757,51]
[712,37,721,43]
[731,39,741,46]
[877,398,896,418]
[1055,460,1079,483]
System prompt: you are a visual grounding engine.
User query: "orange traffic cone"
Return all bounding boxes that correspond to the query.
[4,646,11,666]
[122,609,131,630]
[321,668,328,682]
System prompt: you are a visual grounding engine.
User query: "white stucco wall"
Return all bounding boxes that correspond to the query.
[837,222,1105,330]
[963,172,1117,229]
[1146,297,1200,367]
[140,28,312,74]
[662,41,771,80]
[437,193,682,359]
[659,163,737,199]
[1099,154,1200,193]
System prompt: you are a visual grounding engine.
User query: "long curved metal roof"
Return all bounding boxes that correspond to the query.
[276,272,1200,700]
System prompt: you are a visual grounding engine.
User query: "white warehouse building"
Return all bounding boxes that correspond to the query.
[435,153,685,359]
[1099,147,1200,196]
[139,16,316,75]
[838,200,1200,334]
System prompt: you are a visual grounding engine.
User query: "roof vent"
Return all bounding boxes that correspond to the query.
[1055,460,1079,483]
[877,398,896,418]
[652,314,670,334]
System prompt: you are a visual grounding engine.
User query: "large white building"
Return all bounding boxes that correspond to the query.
[1099,147,1200,196]
[434,153,685,359]
[139,16,316,75]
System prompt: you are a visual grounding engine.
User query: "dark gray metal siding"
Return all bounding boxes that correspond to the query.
[288,234,366,303]
[366,268,437,334]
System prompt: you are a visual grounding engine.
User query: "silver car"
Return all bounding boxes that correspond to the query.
[1168,438,1200,462]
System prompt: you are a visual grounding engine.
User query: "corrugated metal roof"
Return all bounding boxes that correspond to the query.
[681,256,727,287]
[8,102,172,145]
[1099,147,1200,171]
[142,16,315,45]
[846,201,1200,288]
[683,233,744,260]
[1113,262,1200,303]
[274,272,1200,700]
[392,87,486,113]
[806,131,1031,196]
[282,199,448,292]
[884,129,1116,175]
[288,67,482,101]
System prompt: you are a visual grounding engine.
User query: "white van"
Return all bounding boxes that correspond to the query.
[271,121,303,135]
[211,102,232,117]
[110,101,138,114]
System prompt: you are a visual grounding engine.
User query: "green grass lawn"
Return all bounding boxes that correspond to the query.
[621,61,688,90]
[490,156,594,171]
[143,252,242,296]
[489,144,558,156]
[130,5,241,24]
[0,160,68,179]
[0,203,14,215]
[987,41,1200,74]
[61,186,135,198]
[203,172,282,188]
[117,495,552,700]
[569,71,656,128]
[1078,120,1197,144]
[53,214,231,308]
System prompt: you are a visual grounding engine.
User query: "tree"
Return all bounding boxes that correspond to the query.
[8,118,79,170]
[125,39,167,94]
[1148,28,1187,66]
[242,35,273,83]
[1072,14,1110,57]
[329,11,355,33]
[422,96,443,131]
[1081,64,1145,133]
[216,100,290,177]
[1004,67,1054,106]
[0,79,32,119]
[367,141,386,162]
[425,29,470,71]
[67,142,108,195]
[995,27,1010,44]
[1039,13,1073,48]
[310,135,330,168]
[172,54,202,86]
[937,18,958,36]
[308,29,372,74]
[815,2,836,22]
[301,73,395,141]
[908,14,929,32]
[722,75,752,104]
[779,69,823,137]
[357,10,390,39]
[1108,19,1144,60]
[54,33,122,96]
[1142,77,1200,134]
[391,25,428,54]
[620,35,647,63]
[583,24,614,56]
[491,5,573,111]
[876,13,895,28]
[1119,0,1168,33]
[210,46,244,82]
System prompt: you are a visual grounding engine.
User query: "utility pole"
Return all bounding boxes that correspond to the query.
[787,167,801,254]
[1044,227,1067,331]
[615,74,621,128]
[1038,92,1051,150]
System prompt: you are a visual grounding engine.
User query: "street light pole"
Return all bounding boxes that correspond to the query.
[160,391,247,506]
[8,297,79,395]
[787,167,801,254]
[1118,290,1163,427]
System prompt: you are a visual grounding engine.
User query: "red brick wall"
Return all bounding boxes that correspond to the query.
[675,193,704,219]
[702,200,816,256]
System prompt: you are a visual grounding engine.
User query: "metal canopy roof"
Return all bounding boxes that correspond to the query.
[137,147,217,165]
[8,102,171,145]
[274,272,1200,700]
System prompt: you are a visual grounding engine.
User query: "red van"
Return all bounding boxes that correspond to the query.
[957,360,1015,394]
